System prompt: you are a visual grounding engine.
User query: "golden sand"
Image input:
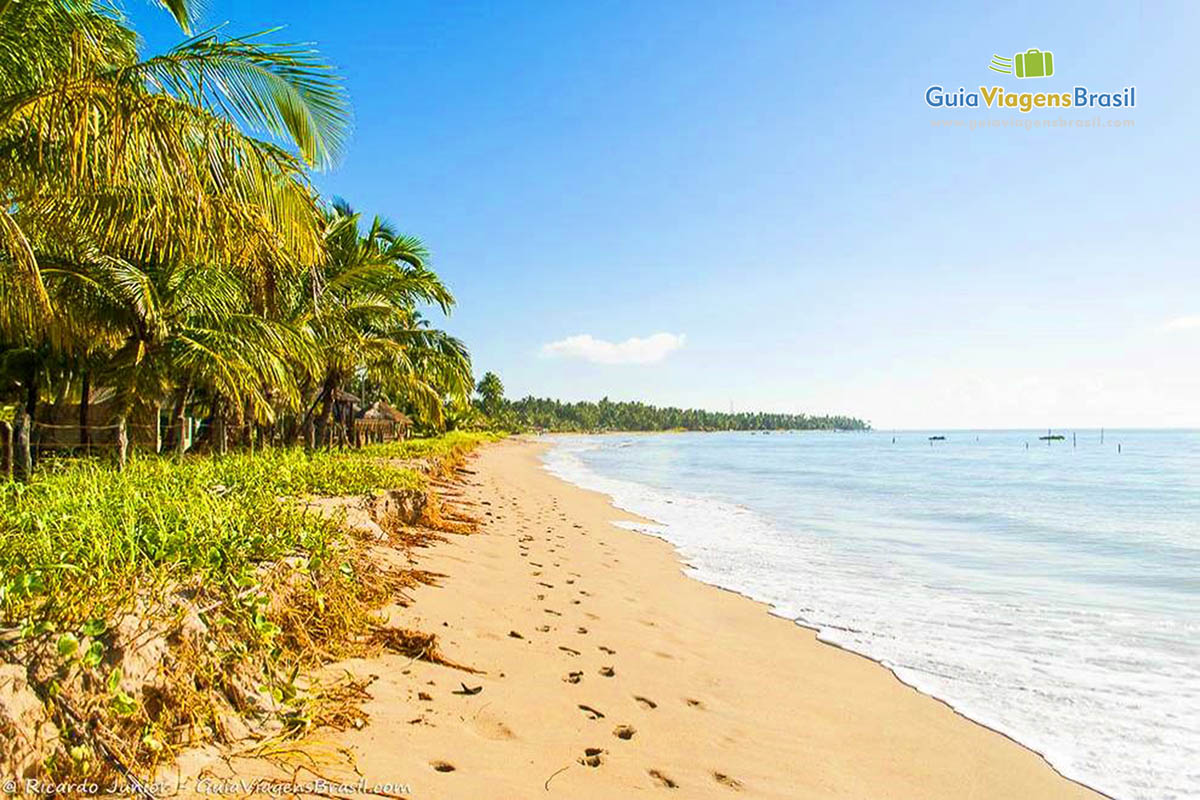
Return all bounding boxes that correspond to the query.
[177,438,1103,799]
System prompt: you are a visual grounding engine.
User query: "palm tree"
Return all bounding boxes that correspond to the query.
[284,200,471,446]
[476,372,505,416]
[0,0,350,473]
[42,253,317,463]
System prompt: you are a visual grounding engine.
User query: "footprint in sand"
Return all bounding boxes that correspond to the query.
[578,747,605,768]
[648,770,678,789]
[599,666,615,677]
[471,711,517,741]
[576,626,588,634]
[564,671,583,684]
[713,772,744,790]
[613,725,636,740]
[430,761,456,773]
[599,646,617,655]
[578,704,605,720]
[544,608,561,616]
[686,698,705,709]
[559,645,581,656]
[634,696,657,710]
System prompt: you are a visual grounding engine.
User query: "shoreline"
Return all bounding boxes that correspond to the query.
[175,437,1107,798]
[602,529,1111,799]
[539,438,1115,799]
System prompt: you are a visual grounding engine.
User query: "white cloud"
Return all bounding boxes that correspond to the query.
[540,332,686,365]
[1159,315,1200,332]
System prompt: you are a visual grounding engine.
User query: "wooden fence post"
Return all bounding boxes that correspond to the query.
[154,404,162,454]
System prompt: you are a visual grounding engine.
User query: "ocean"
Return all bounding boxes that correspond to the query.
[542,430,1199,800]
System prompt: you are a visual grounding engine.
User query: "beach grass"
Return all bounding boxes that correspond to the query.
[0,448,421,625]
[0,433,495,781]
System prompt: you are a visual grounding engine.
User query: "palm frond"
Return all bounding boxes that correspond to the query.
[117,29,351,168]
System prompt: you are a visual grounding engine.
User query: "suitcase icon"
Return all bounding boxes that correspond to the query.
[1014,48,1054,78]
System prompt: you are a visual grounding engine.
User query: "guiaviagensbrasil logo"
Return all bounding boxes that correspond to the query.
[925,47,1135,114]
[989,49,1054,79]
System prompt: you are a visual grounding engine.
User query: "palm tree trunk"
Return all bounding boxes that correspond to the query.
[295,377,329,448]
[314,373,338,449]
[175,413,188,457]
[79,368,91,452]
[14,367,38,481]
[243,398,254,452]
[12,412,31,481]
[214,403,228,456]
[0,420,11,480]
[115,413,128,471]
[164,382,190,457]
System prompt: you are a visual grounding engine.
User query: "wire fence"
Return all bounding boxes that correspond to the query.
[1,415,409,474]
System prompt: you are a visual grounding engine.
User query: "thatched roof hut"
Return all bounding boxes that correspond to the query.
[356,400,412,441]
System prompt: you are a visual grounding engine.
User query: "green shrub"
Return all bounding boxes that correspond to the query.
[0,447,424,628]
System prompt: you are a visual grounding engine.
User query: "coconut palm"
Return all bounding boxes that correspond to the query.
[42,251,317,463]
[476,372,505,416]
[0,0,349,318]
[0,0,349,473]
[284,201,471,445]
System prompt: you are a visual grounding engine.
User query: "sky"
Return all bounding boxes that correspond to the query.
[129,0,1198,429]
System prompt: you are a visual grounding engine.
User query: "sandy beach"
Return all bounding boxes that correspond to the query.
[178,437,1104,798]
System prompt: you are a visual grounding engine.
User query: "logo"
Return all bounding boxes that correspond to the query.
[989,49,1054,78]
[924,47,1135,114]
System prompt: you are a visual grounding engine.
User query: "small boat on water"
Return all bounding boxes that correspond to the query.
[1039,434,1065,441]
[928,435,946,441]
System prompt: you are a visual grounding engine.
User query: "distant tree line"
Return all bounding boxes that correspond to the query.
[467,374,869,432]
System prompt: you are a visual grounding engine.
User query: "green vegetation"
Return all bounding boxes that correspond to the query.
[0,0,472,480]
[468,392,870,432]
[475,371,506,417]
[363,429,503,470]
[0,448,422,624]
[0,434,493,781]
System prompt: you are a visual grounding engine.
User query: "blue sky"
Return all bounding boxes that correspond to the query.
[131,1,1198,428]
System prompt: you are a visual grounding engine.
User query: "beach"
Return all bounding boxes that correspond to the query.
[176,436,1104,798]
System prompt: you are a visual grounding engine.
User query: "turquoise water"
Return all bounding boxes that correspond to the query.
[543,430,1200,800]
